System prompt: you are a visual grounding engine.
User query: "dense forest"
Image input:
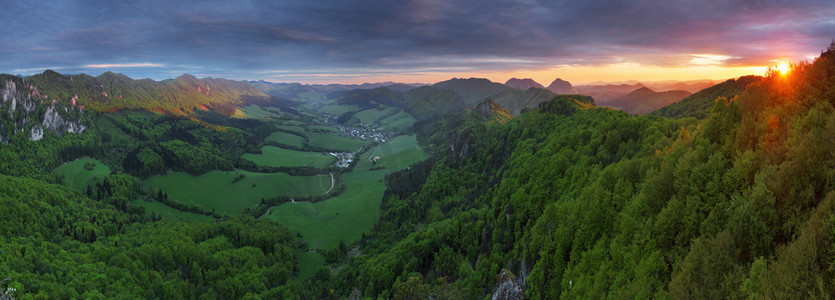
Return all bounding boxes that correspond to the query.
[2,43,835,299]
[325,44,835,298]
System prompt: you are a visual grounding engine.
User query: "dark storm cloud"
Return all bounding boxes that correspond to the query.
[1,0,833,80]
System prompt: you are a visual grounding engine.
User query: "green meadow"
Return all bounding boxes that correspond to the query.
[354,107,396,124]
[306,132,369,152]
[265,131,305,147]
[242,146,335,168]
[378,111,417,130]
[144,170,331,215]
[265,169,389,249]
[265,134,427,276]
[356,134,426,171]
[55,157,112,191]
[237,105,283,119]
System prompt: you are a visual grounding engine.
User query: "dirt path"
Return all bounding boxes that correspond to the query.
[325,172,335,194]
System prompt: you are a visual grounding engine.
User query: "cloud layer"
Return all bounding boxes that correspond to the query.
[1,0,833,82]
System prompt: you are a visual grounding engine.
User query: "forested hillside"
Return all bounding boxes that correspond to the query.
[3,43,835,299]
[652,75,763,119]
[322,44,835,298]
[24,71,266,117]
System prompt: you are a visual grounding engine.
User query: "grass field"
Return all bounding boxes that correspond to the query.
[306,132,369,152]
[265,131,305,148]
[276,124,305,134]
[378,111,417,130]
[356,134,427,171]
[237,105,283,119]
[144,170,331,215]
[242,146,335,169]
[265,169,389,250]
[130,199,216,222]
[265,134,427,275]
[305,125,340,133]
[55,158,111,191]
[354,107,396,124]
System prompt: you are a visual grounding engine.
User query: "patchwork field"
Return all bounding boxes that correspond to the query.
[236,105,283,119]
[265,169,389,249]
[354,107,396,124]
[242,146,335,168]
[378,111,417,130]
[144,170,331,215]
[306,132,369,152]
[356,134,426,171]
[265,134,427,276]
[55,157,112,191]
[265,131,305,147]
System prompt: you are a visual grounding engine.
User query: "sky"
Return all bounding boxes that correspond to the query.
[1,0,834,85]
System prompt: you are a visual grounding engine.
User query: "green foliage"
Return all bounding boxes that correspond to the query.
[0,174,303,298]
[328,47,835,299]
[653,75,762,119]
[24,71,266,117]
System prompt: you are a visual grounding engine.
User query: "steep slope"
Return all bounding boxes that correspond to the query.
[505,78,545,90]
[606,87,691,114]
[473,98,513,124]
[24,70,266,117]
[546,77,579,94]
[0,74,86,141]
[652,75,763,119]
[433,78,557,115]
[335,44,835,299]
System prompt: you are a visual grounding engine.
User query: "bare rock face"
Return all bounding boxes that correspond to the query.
[492,269,524,300]
[0,78,86,142]
[29,124,43,141]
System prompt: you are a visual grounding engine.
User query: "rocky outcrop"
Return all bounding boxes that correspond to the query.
[0,77,86,142]
[492,269,524,300]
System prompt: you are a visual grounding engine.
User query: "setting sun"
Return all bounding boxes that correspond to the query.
[777,62,790,74]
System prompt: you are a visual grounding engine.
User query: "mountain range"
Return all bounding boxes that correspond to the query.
[604,87,692,114]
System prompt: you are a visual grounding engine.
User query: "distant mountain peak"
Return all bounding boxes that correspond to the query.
[505,78,544,90]
[627,86,657,96]
[547,78,579,94]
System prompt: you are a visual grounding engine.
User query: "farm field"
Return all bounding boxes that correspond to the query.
[354,107,396,124]
[377,111,417,130]
[356,134,426,171]
[242,146,335,168]
[55,157,112,191]
[236,105,283,119]
[143,169,331,215]
[306,132,369,152]
[265,131,305,147]
[265,169,389,250]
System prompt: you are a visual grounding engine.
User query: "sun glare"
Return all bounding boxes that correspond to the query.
[777,63,789,74]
